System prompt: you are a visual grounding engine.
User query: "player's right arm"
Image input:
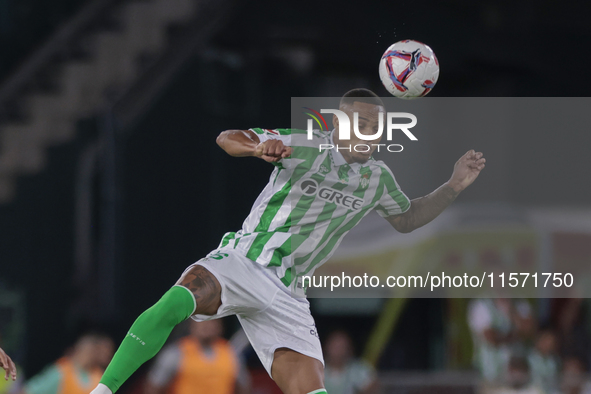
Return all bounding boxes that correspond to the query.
[0,347,16,381]
[216,129,292,163]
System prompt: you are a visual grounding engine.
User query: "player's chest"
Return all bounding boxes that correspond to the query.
[291,163,377,211]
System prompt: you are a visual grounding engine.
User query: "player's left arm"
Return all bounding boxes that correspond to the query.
[386,150,485,233]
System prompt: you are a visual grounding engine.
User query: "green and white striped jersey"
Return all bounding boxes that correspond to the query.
[217,128,411,292]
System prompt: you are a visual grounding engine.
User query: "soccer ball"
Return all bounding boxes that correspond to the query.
[379,39,439,99]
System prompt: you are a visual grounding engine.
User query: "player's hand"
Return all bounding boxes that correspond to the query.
[254,140,293,163]
[0,347,16,381]
[447,150,486,192]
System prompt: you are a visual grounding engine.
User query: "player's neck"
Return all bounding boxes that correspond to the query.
[332,131,355,164]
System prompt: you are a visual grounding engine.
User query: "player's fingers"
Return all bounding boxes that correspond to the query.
[8,357,16,380]
[266,141,284,157]
[474,152,483,159]
[265,142,274,156]
[464,149,475,159]
[469,159,485,169]
[282,147,293,158]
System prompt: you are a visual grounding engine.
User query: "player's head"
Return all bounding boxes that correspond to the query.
[334,88,385,164]
[189,319,223,346]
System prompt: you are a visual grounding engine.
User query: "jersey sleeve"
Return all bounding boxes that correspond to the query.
[374,165,411,217]
[249,128,293,145]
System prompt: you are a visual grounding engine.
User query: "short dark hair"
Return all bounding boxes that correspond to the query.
[340,88,384,108]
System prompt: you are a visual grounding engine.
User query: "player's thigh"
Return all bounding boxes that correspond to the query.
[271,348,324,394]
[176,264,221,316]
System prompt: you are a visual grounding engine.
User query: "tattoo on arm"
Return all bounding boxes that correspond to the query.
[177,265,221,316]
[391,183,459,233]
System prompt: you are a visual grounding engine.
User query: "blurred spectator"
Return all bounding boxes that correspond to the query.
[93,336,114,373]
[323,330,378,394]
[485,356,544,394]
[561,356,591,394]
[528,329,559,394]
[469,299,535,384]
[550,299,590,363]
[23,332,114,394]
[145,320,250,394]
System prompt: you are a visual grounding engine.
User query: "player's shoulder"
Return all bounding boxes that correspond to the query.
[368,159,394,176]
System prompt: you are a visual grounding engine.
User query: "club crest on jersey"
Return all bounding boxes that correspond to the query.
[359,167,372,190]
[359,173,371,189]
[318,164,330,176]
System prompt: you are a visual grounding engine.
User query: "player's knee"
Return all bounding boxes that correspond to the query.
[151,286,195,324]
[177,265,222,315]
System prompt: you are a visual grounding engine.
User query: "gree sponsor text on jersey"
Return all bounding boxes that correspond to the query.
[300,179,364,210]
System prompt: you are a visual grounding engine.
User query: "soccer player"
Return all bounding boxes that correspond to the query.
[90,88,485,394]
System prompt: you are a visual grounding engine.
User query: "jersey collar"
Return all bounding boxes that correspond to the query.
[329,129,361,174]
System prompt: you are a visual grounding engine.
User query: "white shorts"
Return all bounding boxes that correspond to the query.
[179,248,324,376]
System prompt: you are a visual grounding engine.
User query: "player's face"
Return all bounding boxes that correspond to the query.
[334,101,384,164]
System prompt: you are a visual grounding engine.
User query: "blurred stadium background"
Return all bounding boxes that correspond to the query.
[1,0,591,393]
